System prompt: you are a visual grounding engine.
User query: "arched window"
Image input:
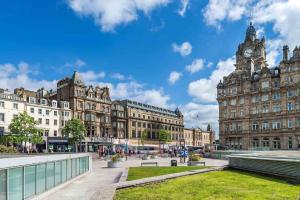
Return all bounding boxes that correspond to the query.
[273,137,281,149]
[252,138,259,148]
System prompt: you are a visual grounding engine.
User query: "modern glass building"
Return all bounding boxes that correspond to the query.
[0,153,91,200]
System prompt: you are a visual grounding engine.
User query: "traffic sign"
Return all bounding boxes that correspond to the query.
[180,150,188,157]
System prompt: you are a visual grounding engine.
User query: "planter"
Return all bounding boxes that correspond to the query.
[150,155,158,159]
[107,161,122,168]
[142,155,150,160]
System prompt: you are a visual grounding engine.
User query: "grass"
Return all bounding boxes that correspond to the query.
[127,166,206,181]
[115,169,300,200]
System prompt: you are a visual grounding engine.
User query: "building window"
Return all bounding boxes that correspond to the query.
[46,110,50,115]
[251,95,260,103]
[287,89,295,98]
[252,122,259,130]
[272,92,280,100]
[54,119,57,126]
[262,121,269,130]
[137,122,141,127]
[287,103,293,111]
[30,108,34,114]
[261,81,269,89]
[262,104,269,113]
[13,103,18,109]
[262,138,269,147]
[272,121,281,129]
[239,97,244,105]
[38,118,42,124]
[0,101,4,108]
[54,111,57,116]
[288,119,293,128]
[273,138,281,149]
[38,109,42,115]
[230,99,236,106]
[272,104,280,112]
[252,138,259,148]
[46,119,49,125]
[54,130,57,137]
[44,130,49,137]
[0,127,4,135]
[288,137,293,149]
[0,113,4,122]
[132,130,136,138]
[261,94,269,101]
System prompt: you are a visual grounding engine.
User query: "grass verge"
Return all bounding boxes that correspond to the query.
[116,169,300,200]
[127,166,206,181]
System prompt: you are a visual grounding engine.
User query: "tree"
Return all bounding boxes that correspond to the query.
[63,118,86,152]
[9,112,42,153]
[140,130,147,147]
[158,129,171,153]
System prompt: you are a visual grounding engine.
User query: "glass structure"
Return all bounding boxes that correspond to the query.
[0,156,89,200]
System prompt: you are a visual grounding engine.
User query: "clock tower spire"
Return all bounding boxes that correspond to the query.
[235,22,267,74]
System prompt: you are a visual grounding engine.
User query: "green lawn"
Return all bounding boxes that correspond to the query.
[116,170,300,200]
[127,166,206,181]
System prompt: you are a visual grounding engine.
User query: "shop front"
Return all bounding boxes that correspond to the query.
[47,137,72,152]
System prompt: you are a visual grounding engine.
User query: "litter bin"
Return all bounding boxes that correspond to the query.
[171,159,177,166]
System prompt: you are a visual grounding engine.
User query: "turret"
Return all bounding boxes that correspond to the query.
[245,22,256,42]
[283,45,289,61]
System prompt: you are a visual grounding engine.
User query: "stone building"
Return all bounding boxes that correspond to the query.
[111,100,184,147]
[217,23,300,150]
[183,127,214,147]
[53,71,112,150]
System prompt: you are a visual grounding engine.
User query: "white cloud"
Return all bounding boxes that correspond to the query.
[0,62,57,91]
[252,0,300,46]
[79,70,105,83]
[188,56,235,102]
[74,59,86,67]
[168,71,182,84]
[172,42,192,56]
[181,102,219,137]
[178,0,189,17]
[110,73,126,80]
[203,0,251,29]
[67,0,170,32]
[186,59,204,74]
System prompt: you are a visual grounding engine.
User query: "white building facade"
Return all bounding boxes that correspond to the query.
[25,97,72,138]
[0,90,26,135]
[0,89,72,151]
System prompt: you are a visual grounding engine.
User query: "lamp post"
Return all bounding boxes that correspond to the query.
[125,139,128,161]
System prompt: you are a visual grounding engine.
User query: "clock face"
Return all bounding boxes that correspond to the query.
[244,48,253,58]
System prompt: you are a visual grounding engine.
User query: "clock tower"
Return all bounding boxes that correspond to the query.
[235,22,267,74]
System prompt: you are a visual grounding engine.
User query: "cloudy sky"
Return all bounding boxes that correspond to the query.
[1,0,300,138]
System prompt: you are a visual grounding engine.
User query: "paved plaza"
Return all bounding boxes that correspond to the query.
[39,153,228,200]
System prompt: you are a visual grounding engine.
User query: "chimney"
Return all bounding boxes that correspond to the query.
[283,45,289,61]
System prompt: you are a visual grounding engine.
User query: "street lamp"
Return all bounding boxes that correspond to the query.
[125,139,128,161]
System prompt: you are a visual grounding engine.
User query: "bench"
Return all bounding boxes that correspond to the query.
[187,161,206,166]
[141,162,158,166]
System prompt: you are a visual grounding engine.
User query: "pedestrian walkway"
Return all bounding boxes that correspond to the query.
[40,154,228,200]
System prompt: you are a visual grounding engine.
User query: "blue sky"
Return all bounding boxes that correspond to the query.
[1,0,300,137]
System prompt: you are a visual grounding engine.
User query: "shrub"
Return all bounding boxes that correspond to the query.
[0,145,18,153]
[111,154,123,162]
[189,154,201,162]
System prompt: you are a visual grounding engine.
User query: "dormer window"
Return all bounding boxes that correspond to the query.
[52,101,57,107]
[41,99,47,105]
[64,102,69,108]
[274,69,279,76]
[29,97,36,104]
